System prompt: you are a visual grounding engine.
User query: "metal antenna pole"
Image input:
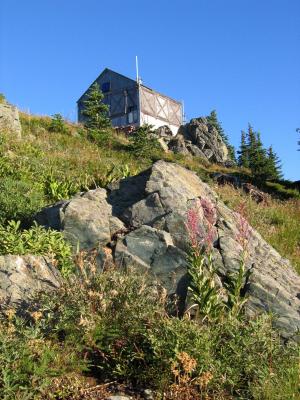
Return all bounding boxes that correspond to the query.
[135,55,139,84]
[182,100,185,123]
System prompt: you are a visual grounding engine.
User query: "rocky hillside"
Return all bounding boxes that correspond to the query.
[0,103,299,399]
[10,160,295,341]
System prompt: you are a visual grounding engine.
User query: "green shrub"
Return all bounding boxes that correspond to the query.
[0,156,14,177]
[49,113,69,134]
[84,269,299,398]
[81,82,111,131]
[0,319,85,400]
[0,178,45,224]
[97,163,138,187]
[87,127,111,146]
[129,125,162,158]
[43,172,79,202]
[265,181,300,200]
[0,93,5,104]
[0,266,298,399]
[0,220,73,275]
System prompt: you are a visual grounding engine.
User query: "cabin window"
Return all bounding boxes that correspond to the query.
[101,82,110,93]
[128,107,137,124]
[128,112,134,124]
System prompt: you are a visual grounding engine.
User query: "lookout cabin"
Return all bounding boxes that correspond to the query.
[77,68,183,135]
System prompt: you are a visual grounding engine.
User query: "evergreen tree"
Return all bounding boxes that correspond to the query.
[237,131,249,168]
[207,110,227,142]
[227,144,237,163]
[266,146,283,180]
[206,110,236,162]
[49,114,68,134]
[246,124,258,169]
[129,125,161,158]
[251,132,269,180]
[238,124,283,182]
[81,82,111,131]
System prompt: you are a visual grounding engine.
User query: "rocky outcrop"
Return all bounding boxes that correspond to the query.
[0,102,22,138]
[34,161,300,339]
[213,173,270,203]
[212,172,241,187]
[166,117,229,163]
[111,162,299,339]
[0,255,61,307]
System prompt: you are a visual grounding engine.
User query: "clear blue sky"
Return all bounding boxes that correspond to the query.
[0,0,299,180]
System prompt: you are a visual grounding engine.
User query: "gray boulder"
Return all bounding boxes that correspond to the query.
[168,134,191,156]
[35,188,123,271]
[155,125,173,138]
[115,225,187,294]
[61,189,112,250]
[35,188,122,251]
[0,102,22,138]
[169,117,229,163]
[0,255,61,307]
[213,172,241,187]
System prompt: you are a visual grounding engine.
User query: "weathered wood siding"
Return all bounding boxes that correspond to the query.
[139,85,182,135]
[78,69,139,127]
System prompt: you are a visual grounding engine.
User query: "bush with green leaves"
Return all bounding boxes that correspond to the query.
[87,127,111,146]
[238,124,283,181]
[43,172,79,202]
[0,318,86,400]
[82,271,299,399]
[0,220,73,275]
[97,163,138,187]
[129,124,162,158]
[81,82,111,131]
[49,113,69,134]
[0,177,45,224]
[0,264,298,399]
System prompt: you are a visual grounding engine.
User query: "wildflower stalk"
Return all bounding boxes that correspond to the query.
[224,202,252,318]
[186,198,223,322]
[186,198,252,322]
[188,249,224,322]
[224,251,251,318]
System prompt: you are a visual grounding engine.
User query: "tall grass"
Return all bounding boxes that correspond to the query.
[215,183,300,273]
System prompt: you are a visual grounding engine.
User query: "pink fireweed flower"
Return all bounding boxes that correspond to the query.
[235,202,251,251]
[186,197,217,253]
[204,223,215,252]
[200,198,217,226]
[186,199,202,249]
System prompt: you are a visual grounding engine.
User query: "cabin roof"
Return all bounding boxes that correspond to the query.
[77,68,136,103]
[77,68,181,105]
